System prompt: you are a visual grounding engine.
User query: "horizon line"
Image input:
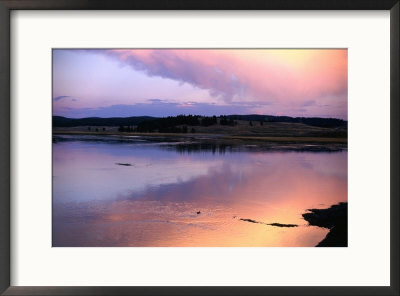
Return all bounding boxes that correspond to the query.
[53,114,347,121]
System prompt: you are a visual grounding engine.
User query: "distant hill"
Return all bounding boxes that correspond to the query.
[53,115,347,129]
[226,114,347,128]
[53,116,156,127]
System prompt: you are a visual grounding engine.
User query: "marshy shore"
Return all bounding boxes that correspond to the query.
[53,130,347,144]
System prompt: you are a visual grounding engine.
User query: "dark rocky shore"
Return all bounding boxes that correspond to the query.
[302,202,348,247]
[238,203,347,246]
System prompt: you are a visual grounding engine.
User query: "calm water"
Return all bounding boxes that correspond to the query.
[52,135,347,247]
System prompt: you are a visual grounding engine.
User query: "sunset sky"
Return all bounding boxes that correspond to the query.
[52,49,347,119]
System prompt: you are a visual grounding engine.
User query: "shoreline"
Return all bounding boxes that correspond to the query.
[302,202,348,247]
[53,131,347,144]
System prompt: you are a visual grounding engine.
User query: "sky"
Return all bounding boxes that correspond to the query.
[52,49,348,119]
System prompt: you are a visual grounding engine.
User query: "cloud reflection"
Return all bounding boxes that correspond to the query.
[53,140,347,247]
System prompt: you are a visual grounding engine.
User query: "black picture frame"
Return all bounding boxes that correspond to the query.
[0,1,399,295]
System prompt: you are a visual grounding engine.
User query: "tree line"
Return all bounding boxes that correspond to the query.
[135,115,237,133]
[54,114,347,129]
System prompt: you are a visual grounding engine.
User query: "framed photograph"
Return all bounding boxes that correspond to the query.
[0,1,398,295]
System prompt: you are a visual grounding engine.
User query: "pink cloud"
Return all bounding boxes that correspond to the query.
[98,49,347,107]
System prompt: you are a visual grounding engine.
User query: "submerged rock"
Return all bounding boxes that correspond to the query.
[268,222,298,228]
[240,218,259,224]
[239,218,298,227]
[116,163,132,166]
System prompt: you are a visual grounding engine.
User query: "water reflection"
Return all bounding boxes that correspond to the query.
[172,142,233,154]
[52,135,347,247]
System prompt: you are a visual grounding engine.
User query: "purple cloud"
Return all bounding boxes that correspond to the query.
[98,50,246,102]
[54,96,70,101]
